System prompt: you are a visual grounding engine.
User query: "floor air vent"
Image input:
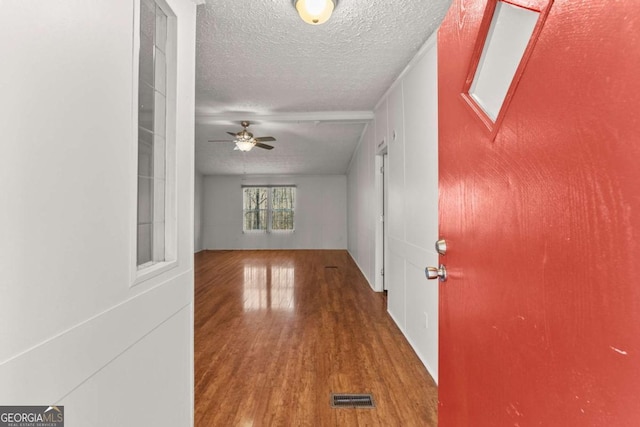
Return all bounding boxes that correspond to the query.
[331,393,375,408]
[325,266,338,269]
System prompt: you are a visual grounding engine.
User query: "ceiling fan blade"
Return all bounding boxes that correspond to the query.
[207,139,234,143]
[255,143,274,150]
[226,131,238,137]
[254,136,276,142]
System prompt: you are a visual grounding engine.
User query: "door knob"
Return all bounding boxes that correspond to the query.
[425,264,448,282]
[435,239,447,255]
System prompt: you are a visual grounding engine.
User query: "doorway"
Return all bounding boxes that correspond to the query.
[375,149,388,292]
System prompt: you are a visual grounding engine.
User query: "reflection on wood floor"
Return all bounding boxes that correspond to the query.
[195,250,438,426]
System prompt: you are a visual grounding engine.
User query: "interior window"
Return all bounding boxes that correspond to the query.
[137,0,172,269]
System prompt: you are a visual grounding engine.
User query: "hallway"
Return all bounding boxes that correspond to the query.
[194,250,438,426]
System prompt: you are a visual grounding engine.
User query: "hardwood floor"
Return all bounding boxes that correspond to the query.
[195,250,438,426]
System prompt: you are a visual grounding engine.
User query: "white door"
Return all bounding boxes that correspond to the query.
[0,1,196,425]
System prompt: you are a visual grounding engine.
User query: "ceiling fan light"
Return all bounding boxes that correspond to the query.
[235,140,255,152]
[294,0,336,25]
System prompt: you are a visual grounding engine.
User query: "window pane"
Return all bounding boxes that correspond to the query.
[272,210,294,230]
[139,34,154,87]
[153,219,165,262]
[137,223,153,265]
[138,82,154,132]
[244,210,268,231]
[137,0,171,269]
[137,176,153,224]
[153,178,165,222]
[153,135,165,179]
[271,187,295,209]
[243,187,269,231]
[469,1,539,121]
[155,8,167,52]
[138,129,153,177]
[154,48,166,94]
[271,187,295,230]
[154,92,166,137]
[140,0,155,40]
[243,188,268,210]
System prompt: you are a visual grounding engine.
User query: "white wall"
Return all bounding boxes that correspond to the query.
[195,171,204,252]
[347,33,439,381]
[203,175,347,249]
[0,1,196,425]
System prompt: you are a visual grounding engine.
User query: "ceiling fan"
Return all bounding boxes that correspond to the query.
[208,121,276,152]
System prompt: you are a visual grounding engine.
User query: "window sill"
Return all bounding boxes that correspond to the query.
[132,258,178,287]
[242,230,295,234]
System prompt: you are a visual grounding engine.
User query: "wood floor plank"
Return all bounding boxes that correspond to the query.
[195,250,438,426]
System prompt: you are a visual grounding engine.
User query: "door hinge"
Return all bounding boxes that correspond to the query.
[381,268,385,276]
[380,166,384,174]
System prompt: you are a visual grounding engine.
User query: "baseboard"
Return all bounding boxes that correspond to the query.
[346,251,379,292]
[387,308,439,385]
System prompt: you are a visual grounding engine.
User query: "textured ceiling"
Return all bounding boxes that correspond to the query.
[195,0,451,175]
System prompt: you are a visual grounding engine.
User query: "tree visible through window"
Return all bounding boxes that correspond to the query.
[243,187,269,231]
[243,186,295,232]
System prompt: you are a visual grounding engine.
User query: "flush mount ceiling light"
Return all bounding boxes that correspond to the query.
[293,0,337,25]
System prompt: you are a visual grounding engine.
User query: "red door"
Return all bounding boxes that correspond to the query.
[438,0,640,425]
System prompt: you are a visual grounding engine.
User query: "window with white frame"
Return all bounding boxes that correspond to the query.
[242,186,296,232]
[136,0,175,270]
